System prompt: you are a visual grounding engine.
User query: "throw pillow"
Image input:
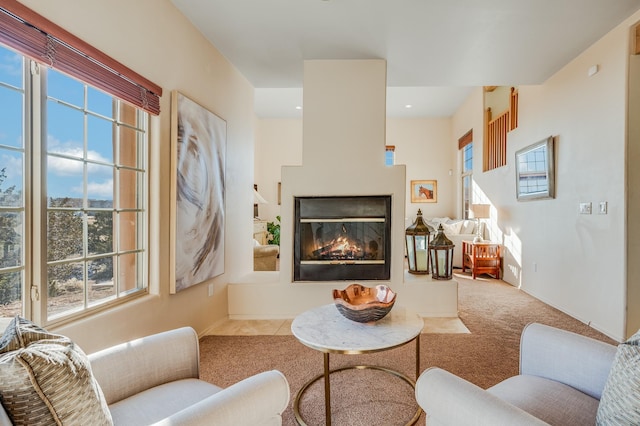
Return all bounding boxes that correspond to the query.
[596,329,640,425]
[0,317,113,426]
[441,221,463,235]
[0,316,53,354]
[461,219,476,234]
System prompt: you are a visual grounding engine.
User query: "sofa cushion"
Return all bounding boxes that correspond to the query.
[0,316,113,426]
[108,378,221,425]
[441,220,463,235]
[596,329,640,425]
[425,217,450,230]
[489,374,600,426]
[461,219,476,234]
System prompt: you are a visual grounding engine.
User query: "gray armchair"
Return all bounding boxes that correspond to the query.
[415,323,617,425]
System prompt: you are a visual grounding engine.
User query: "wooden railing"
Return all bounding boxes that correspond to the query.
[484,87,519,171]
[486,109,509,171]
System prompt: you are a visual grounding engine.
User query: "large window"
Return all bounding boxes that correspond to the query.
[0,47,25,321]
[459,130,473,219]
[0,44,148,323]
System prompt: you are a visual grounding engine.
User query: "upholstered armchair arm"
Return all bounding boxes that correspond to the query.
[0,406,11,426]
[152,370,290,426]
[519,323,617,399]
[415,367,547,426]
[89,327,200,405]
[254,244,279,258]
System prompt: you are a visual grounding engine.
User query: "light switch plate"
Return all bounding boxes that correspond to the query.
[598,201,608,214]
[580,202,592,214]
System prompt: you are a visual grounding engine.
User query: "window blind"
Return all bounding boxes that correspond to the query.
[458,129,473,150]
[0,0,162,115]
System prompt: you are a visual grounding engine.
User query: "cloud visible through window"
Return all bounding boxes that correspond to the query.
[47,135,114,198]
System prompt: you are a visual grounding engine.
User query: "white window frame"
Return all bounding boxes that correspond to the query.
[0,48,149,326]
[461,142,473,220]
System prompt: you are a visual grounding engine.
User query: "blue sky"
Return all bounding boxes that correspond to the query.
[0,44,117,201]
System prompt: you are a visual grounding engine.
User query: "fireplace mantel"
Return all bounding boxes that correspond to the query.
[228,60,457,319]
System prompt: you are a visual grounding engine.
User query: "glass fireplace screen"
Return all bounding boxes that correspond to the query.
[298,218,385,265]
[294,195,391,281]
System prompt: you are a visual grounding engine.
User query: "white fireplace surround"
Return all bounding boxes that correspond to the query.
[229,60,457,318]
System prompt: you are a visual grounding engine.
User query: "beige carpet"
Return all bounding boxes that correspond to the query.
[198,272,615,425]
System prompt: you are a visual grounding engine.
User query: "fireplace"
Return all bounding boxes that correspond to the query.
[294,196,391,281]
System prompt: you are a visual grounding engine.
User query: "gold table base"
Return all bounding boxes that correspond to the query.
[294,335,422,426]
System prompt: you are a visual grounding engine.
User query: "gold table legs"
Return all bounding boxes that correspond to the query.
[293,335,422,426]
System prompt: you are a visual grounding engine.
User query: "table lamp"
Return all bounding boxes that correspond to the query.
[470,204,490,243]
[254,188,268,218]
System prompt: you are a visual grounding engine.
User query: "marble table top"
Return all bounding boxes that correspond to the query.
[291,304,424,354]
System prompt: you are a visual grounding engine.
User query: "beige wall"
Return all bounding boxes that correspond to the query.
[255,119,302,222]
[484,86,512,117]
[255,116,457,228]
[255,10,640,340]
[20,0,256,352]
[387,118,455,224]
[451,10,640,341]
[627,51,640,337]
[20,0,640,347]
[233,60,457,319]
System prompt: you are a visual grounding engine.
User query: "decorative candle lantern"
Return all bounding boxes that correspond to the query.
[405,209,434,274]
[429,224,455,280]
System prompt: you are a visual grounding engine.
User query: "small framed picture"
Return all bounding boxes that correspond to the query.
[410,180,437,203]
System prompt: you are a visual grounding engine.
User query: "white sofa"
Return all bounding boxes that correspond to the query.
[415,323,618,425]
[0,326,290,426]
[424,217,483,268]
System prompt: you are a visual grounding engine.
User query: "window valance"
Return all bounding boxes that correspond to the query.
[0,0,162,115]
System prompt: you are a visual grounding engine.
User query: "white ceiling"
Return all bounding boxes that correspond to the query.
[171,0,640,118]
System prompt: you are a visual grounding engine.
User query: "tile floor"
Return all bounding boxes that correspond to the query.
[205,316,469,336]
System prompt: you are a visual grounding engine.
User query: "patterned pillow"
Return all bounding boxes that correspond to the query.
[0,316,53,354]
[0,317,113,426]
[596,329,640,425]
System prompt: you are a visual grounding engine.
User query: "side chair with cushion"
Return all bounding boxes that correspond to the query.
[254,239,280,271]
[0,318,290,426]
[415,322,640,425]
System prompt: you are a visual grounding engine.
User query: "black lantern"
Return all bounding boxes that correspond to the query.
[405,209,434,274]
[429,224,455,280]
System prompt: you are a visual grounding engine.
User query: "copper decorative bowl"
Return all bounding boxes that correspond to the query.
[332,284,397,323]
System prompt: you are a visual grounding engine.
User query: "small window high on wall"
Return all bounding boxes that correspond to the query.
[385,145,395,166]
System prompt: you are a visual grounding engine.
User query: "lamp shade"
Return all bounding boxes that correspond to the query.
[254,189,268,204]
[470,203,490,243]
[470,204,490,219]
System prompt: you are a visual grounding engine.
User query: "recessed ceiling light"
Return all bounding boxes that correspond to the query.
[295,105,302,110]
[405,104,413,109]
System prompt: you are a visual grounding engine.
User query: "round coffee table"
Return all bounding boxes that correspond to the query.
[291,303,424,426]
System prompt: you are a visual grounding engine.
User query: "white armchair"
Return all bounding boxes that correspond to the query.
[88,327,290,425]
[415,323,617,425]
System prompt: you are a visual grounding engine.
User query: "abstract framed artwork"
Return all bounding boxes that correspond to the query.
[410,180,437,203]
[170,91,227,293]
